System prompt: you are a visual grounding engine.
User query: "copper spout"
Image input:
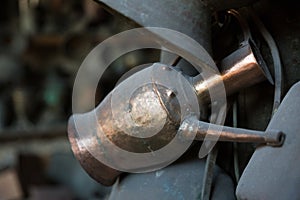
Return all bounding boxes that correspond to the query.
[192,43,273,103]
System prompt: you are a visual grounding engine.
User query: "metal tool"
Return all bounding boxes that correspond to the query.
[68,2,277,186]
[68,18,276,184]
[68,45,274,185]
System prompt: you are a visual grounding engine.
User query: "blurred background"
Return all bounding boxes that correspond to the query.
[0,0,159,199]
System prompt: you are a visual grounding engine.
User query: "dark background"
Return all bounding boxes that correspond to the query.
[0,0,159,199]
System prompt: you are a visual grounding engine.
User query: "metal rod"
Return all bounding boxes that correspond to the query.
[232,101,240,182]
[201,145,219,200]
[180,118,284,146]
[249,8,283,115]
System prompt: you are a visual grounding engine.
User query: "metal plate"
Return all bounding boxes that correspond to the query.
[108,159,235,200]
[95,0,211,51]
[236,81,300,199]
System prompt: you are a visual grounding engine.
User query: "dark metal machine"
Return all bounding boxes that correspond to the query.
[68,0,300,199]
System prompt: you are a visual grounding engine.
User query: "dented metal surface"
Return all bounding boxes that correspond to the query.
[68,0,300,192]
[68,64,191,185]
[68,46,274,185]
[95,85,180,154]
